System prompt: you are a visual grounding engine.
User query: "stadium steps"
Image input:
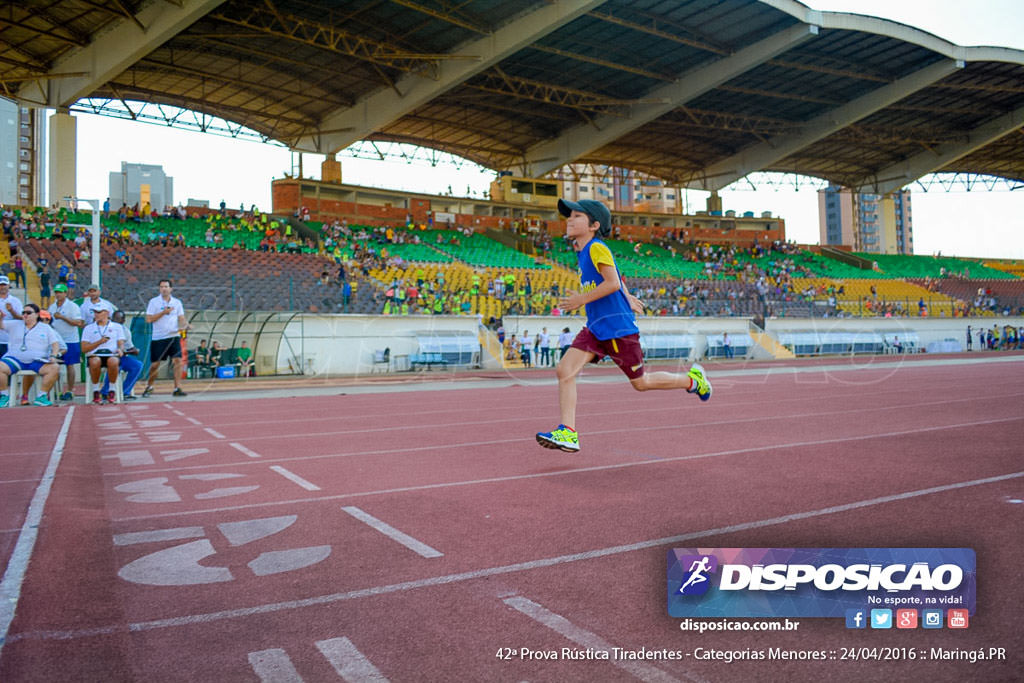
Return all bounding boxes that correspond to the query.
[477,325,505,368]
[750,330,796,359]
[818,246,874,271]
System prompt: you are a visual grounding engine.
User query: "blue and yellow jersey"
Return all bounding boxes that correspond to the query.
[576,238,639,340]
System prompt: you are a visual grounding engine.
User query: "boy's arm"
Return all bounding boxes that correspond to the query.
[559,262,624,311]
[618,278,646,315]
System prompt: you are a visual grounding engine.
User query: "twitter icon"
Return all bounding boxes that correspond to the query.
[870,609,893,629]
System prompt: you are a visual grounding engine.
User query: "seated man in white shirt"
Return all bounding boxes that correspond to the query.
[102,310,143,400]
[0,303,62,407]
[81,302,126,405]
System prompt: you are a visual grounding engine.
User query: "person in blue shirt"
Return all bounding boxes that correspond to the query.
[536,199,711,453]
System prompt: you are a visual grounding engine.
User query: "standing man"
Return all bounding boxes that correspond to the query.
[538,327,550,367]
[0,275,24,357]
[141,279,189,397]
[966,325,973,351]
[48,283,84,401]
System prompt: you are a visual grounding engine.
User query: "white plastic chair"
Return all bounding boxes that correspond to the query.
[84,364,125,404]
[8,369,62,407]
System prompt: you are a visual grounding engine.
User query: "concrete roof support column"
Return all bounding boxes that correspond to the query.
[693,58,963,191]
[520,22,820,178]
[48,111,76,206]
[869,103,1024,194]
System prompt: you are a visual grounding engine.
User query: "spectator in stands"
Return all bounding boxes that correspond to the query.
[504,334,519,361]
[538,327,551,367]
[536,199,711,453]
[48,283,83,401]
[193,339,210,371]
[558,326,572,359]
[104,310,142,400]
[11,254,25,288]
[80,283,115,326]
[141,279,190,398]
[0,275,24,357]
[37,267,52,308]
[209,340,223,370]
[237,340,255,377]
[0,303,62,407]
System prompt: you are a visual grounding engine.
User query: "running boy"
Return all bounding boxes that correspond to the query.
[536,199,711,453]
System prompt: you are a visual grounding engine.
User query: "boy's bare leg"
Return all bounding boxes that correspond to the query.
[629,371,693,392]
[556,347,596,429]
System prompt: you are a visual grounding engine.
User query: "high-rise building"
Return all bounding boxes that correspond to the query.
[0,98,45,206]
[818,185,913,254]
[554,163,680,214]
[109,162,174,211]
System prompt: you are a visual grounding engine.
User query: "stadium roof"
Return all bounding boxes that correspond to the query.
[5,0,1024,194]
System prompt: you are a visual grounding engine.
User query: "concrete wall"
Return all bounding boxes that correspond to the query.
[765,316,1024,351]
[254,314,1020,376]
[503,315,765,360]
[276,314,483,375]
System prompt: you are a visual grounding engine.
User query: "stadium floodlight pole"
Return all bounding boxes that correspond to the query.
[63,196,101,289]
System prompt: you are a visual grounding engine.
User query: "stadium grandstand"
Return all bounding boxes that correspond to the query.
[1,0,1023,377]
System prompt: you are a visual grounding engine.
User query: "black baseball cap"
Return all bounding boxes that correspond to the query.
[557,198,612,237]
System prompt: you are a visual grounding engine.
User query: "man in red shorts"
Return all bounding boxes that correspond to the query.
[536,199,711,453]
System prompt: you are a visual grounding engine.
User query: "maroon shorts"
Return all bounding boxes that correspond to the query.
[571,328,645,379]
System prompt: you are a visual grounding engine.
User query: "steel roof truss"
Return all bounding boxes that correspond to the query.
[293,0,606,154]
[693,59,961,191]
[519,22,819,178]
[12,0,227,108]
[868,102,1024,194]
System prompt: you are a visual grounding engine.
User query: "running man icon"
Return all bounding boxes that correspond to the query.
[678,555,715,595]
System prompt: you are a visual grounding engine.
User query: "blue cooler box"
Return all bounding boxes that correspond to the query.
[216,366,236,379]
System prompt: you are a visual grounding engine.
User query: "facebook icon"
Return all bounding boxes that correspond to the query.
[845,609,867,629]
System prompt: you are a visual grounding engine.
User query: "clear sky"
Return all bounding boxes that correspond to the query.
[69,0,1024,259]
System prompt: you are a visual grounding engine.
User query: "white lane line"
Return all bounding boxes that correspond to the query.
[111,415,1023,521]
[113,527,205,546]
[9,469,1023,642]
[98,392,1024,476]
[341,506,442,559]
[248,648,304,683]
[0,407,75,665]
[316,637,390,682]
[186,417,203,426]
[504,596,698,683]
[204,427,226,439]
[230,442,263,459]
[270,466,321,491]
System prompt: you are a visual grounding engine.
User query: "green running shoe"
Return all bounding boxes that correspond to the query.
[687,363,712,401]
[536,424,580,452]
[33,395,53,407]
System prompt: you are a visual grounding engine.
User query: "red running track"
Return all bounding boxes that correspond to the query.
[1,354,1022,682]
